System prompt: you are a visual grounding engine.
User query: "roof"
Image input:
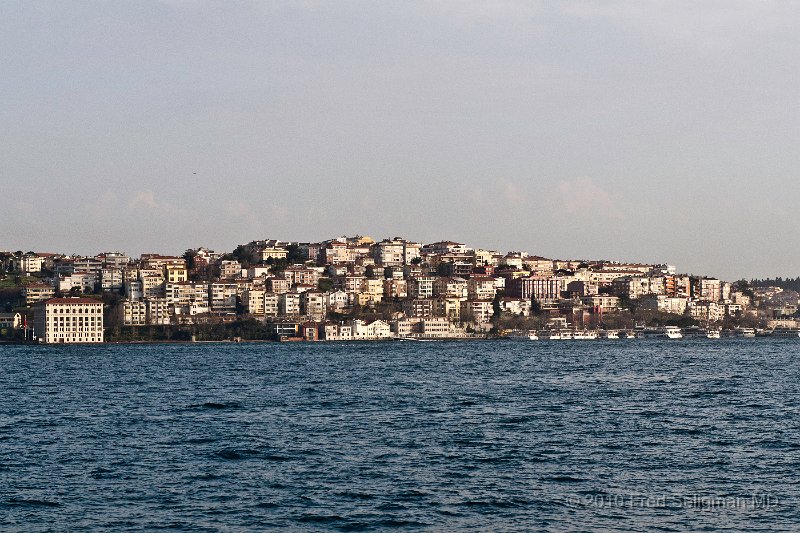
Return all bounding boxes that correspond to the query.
[40,298,103,305]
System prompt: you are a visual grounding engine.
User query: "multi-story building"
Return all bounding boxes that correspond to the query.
[434,296,463,319]
[263,293,280,317]
[219,260,242,279]
[165,282,210,306]
[382,279,408,299]
[638,295,689,315]
[302,291,325,320]
[408,276,436,299]
[266,277,291,294]
[498,298,532,316]
[14,253,44,273]
[164,264,188,283]
[422,241,472,255]
[23,284,55,306]
[467,275,497,300]
[34,297,104,344]
[282,267,320,286]
[278,293,301,316]
[580,295,621,314]
[403,242,421,264]
[100,268,124,292]
[460,299,494,323]
[140,275,165,298]
[122,300,147,325]
[244,288,265,316]
[403,299,435,318]
[146,297,171,325]
[124,280,144,301]
[98,252,130,269]
[373,239,405,266]
[434,277,468,298]
[210,282,237,311]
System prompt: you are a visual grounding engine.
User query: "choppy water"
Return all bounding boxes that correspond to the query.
[2,339,800,531]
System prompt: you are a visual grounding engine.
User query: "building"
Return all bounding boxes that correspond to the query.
[408,276,436,299]
[638,295,689,315]
[122,300,147,326]
[14,253,44,273]
[210,282,238,311]
[33,297,104,344]
[373,239,405,266]
[23,284,55,306]
[164,264,188,283]
[0,312,22,331]
[100,268,124,292]
[146,298,171,325]
[302,291,325,320]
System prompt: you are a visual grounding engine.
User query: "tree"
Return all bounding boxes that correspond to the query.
[183,249,198,271]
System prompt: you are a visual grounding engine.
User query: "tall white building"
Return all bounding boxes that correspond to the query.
[34,297,104,344]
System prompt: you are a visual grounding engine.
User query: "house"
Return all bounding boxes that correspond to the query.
[301,322,320,341]
[0,312,22,330]
[350,319,392,339]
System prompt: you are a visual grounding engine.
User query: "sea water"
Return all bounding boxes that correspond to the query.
[1,339,799,531]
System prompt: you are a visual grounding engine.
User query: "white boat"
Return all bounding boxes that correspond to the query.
[540,329,572,340]
[599,330,620,339]
[507,330,539,341]
[635,326,683,339]
[706,328,721,339]
[573,330,599,340]
[733,327,756,338]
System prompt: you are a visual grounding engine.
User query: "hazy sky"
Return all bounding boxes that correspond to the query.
[2,1,799,279]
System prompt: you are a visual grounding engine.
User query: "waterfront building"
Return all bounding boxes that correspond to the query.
[34,297,104,344]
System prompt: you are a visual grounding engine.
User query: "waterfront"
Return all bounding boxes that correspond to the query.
[2,340,800,531]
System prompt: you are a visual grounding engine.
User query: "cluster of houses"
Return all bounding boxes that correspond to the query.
[0,236,791,344]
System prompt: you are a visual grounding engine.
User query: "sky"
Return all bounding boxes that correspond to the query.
[1,1,799,280]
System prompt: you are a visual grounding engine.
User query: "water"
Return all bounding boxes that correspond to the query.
[2,339,800,531]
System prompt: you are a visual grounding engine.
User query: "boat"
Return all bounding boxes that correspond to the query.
[634,326,683,339]
[706,328,721,339]
[540,329,572,340]
[770,327,800,338]
[681,326,705,338]
[599,330,620,339]
[507,330,539,341]
[733,327,756,338]
[573,330,599,340]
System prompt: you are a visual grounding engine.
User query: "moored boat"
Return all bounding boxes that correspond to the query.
[507,330,539,341]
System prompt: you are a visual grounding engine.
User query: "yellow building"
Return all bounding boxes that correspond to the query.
[164,264,188,283]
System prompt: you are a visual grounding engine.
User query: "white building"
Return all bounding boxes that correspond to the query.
[34,297,104,344]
